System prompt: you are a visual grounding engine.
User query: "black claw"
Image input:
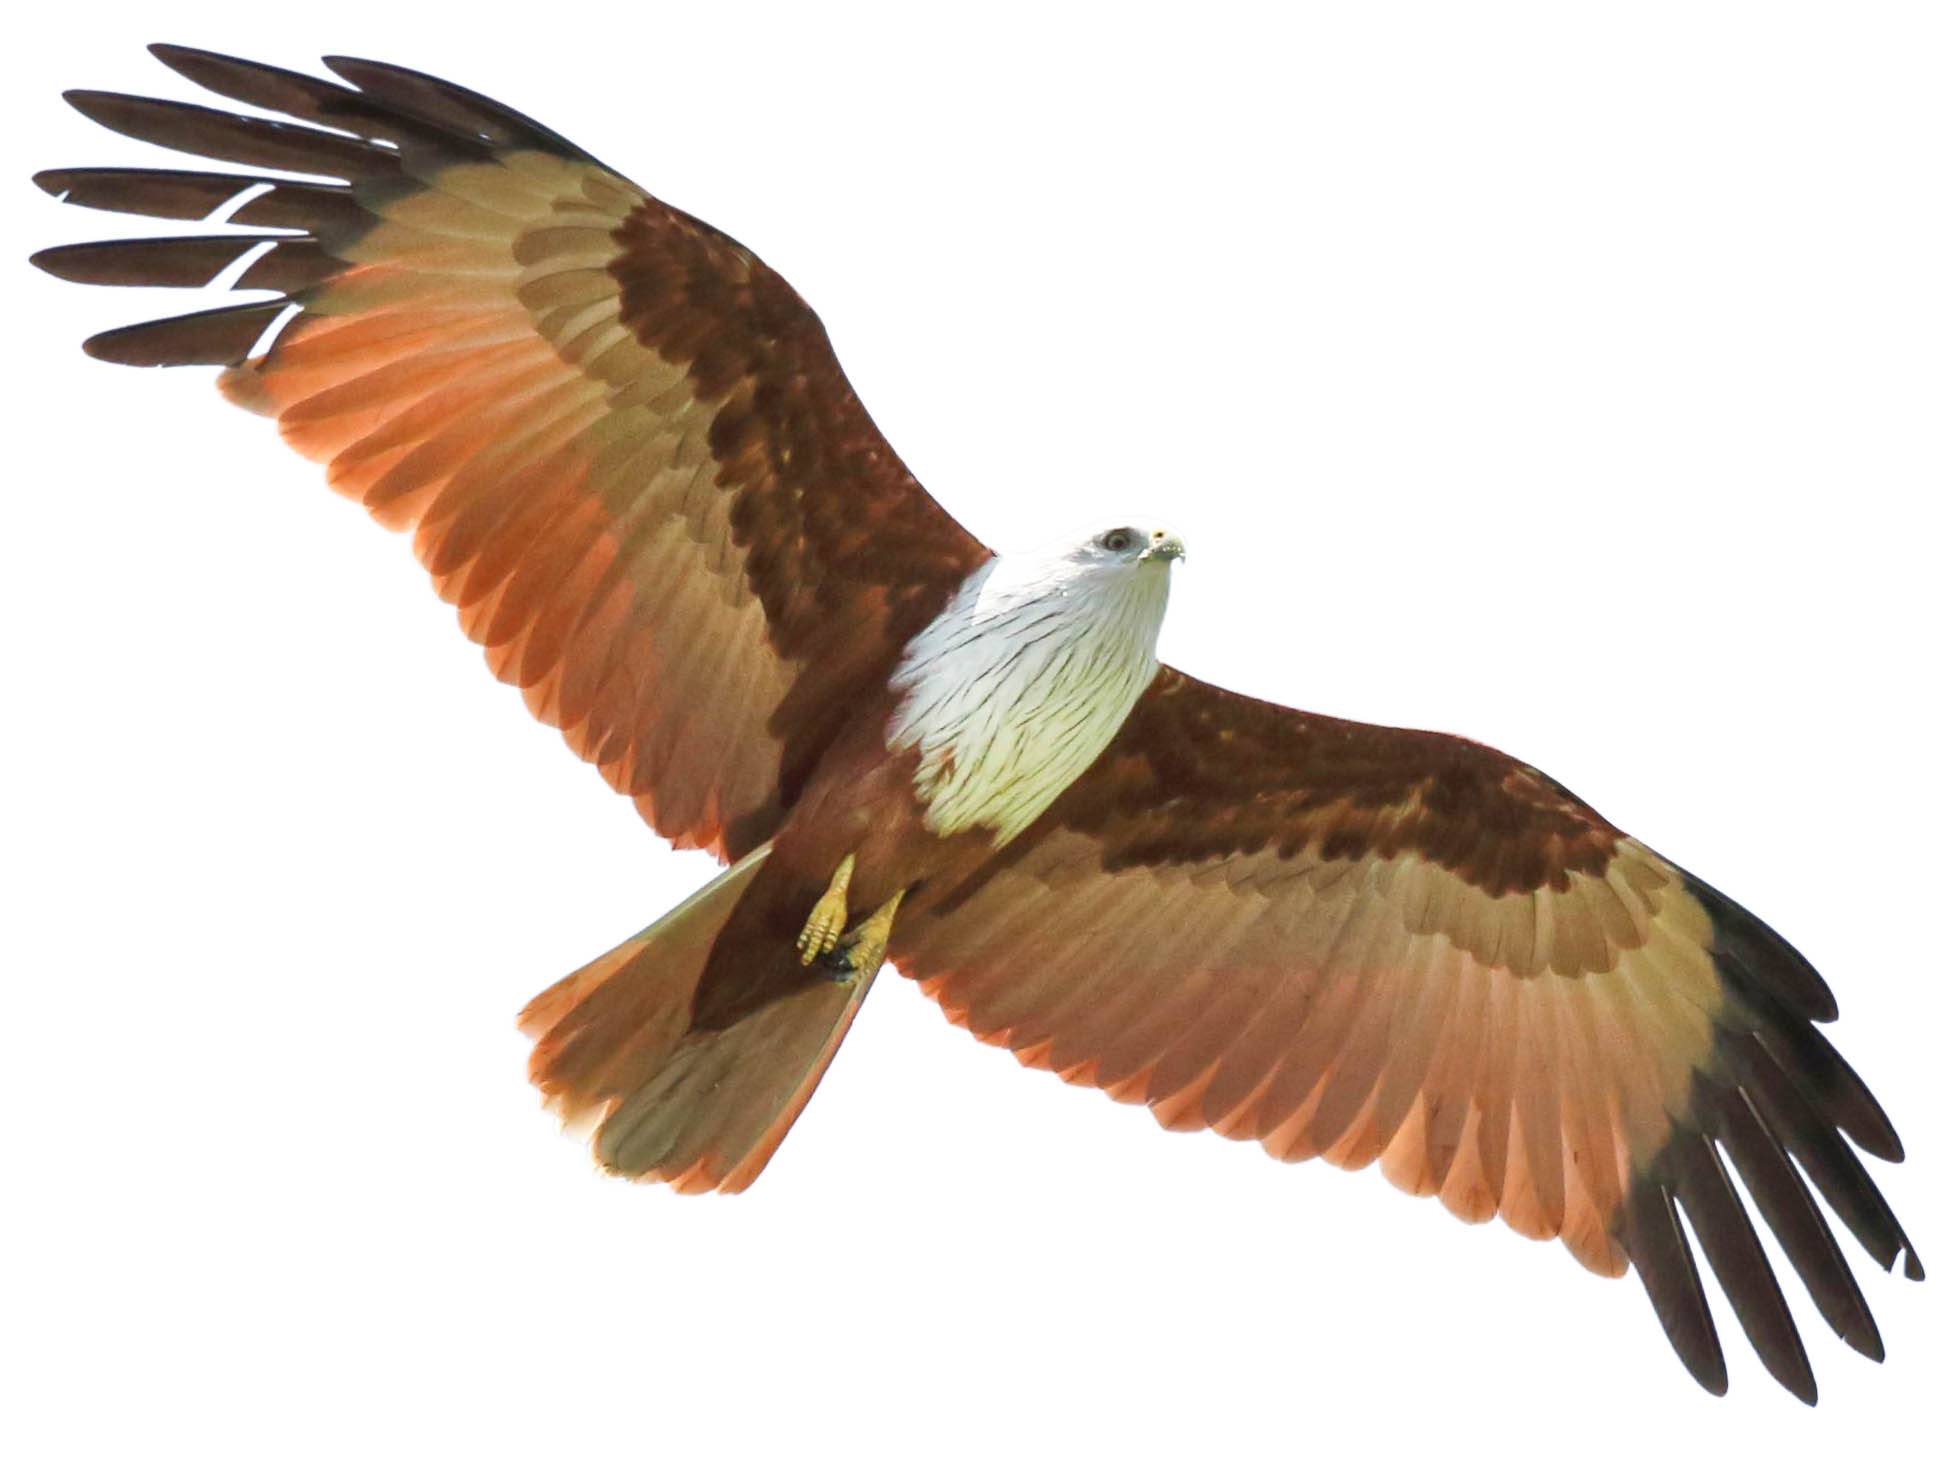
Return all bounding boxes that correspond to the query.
[821,942,857,982]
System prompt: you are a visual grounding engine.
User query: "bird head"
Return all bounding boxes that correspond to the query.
[1074,524,1187,571]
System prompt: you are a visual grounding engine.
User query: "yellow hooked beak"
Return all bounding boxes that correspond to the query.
[1142,528,1186,563]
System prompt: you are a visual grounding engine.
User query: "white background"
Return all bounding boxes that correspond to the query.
[5,3,1951,1463]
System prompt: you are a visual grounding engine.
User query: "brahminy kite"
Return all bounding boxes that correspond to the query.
[31,45,1919,1403]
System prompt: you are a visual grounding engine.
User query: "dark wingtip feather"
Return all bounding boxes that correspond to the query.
[1668,1130,1818,1403]
[1757,1019,1905,1163]
[35,165,366,231]
[81,299,286,366]
[1710,1084,1885,1362]
[1730,1034,1914,1281]
[56,88,393,181]
[1681,869,1839,1023]
[320,53,601,163]
[146,44,267,93]
[29,235,297,290]
[140,42,466,157]
[1621,1185,1729,1396]
[62,89,148,127]
[1904,1248,1924,1282]
[147,42,311,90]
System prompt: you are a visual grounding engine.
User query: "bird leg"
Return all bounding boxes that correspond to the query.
[824,890,904,986]
[796,853,856,965]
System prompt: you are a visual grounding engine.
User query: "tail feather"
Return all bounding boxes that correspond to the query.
[519,843,874,1192]
[520,846,768,1106]
[596,979,873,1192]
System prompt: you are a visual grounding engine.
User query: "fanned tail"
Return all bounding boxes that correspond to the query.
[520,843,873,1193]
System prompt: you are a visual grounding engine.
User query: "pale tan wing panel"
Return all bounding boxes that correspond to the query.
[907,828,1704,1265]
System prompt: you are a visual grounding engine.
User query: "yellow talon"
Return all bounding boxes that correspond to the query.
[834,890,903,984]
[797,853,856,965]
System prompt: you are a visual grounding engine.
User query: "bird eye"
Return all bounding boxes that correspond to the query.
[1100,529,1135,553]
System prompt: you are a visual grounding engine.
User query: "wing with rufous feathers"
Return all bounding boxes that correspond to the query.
[33,44,986,861]
[893,665,1920,1402]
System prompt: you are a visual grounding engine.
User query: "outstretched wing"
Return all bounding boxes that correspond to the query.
[32,45,986,860]
[891,665,1919,1401]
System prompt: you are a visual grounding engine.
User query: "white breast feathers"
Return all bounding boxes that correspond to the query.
[887,540,1173,846]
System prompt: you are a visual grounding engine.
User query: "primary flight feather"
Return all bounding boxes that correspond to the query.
[31,44,1919,1403]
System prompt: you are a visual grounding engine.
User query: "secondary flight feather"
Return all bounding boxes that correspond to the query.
[31,44,1920,1403]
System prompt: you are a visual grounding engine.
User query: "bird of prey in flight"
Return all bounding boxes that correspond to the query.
[32,45,1919,1403]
